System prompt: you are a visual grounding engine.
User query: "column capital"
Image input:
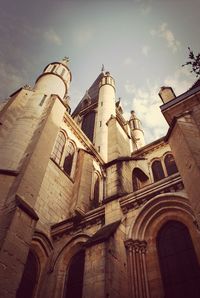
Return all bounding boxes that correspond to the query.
[124,239,147,253]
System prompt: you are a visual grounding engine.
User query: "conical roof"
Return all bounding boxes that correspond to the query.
[72,72,104,117]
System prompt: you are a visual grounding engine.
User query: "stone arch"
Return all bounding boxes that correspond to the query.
[126,193,200,298]
[17,230,53,298]
[48,233,90,298]
[128,193,195,240]
[32,229,53,268]
[31,230,53,297]
[91,170,103,208]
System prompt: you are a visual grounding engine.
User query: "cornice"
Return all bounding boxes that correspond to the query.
[51,205,105,240]
[120,173,183,213]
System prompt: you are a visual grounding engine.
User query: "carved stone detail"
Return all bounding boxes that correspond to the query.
[125,239,149,298]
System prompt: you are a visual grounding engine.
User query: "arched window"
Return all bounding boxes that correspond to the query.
[132,173,140,191]
[152,160,165,182]
[16,250,39,298]
[93,173,100,208]
[52,131,66,164]
[64,250,85,298]
[132,167,149,191]
[164,154,178,176]
[81,111,96,142]
[63,141,75,176]
[157,221,200,298]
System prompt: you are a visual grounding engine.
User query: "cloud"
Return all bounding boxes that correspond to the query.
[140,4,151,15]
[164,67,195,95]
[150,23,181,53]
[44,29,62,46]
[123,67,196,143]
[0,61,26,99]
[73,27,94,46]
[142,45,150,56]
[123,57,133,65]
[124,80,168,143]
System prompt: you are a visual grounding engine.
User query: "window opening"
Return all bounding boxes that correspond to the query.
[164,154,178,176]
[152,160,165,182]
[16,251,39,298]
[63,141,75,176]
[64,250,85,298]
[51,131,66,164]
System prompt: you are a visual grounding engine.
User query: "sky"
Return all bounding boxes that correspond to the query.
[0,0,200,143]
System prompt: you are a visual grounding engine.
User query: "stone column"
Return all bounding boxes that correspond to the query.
[125,239,149,298]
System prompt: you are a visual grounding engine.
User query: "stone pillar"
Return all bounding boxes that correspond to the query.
[83,243,106,298]
[166,112,200,227]
[0,195,39,297]
[71,149,93,216]
[125,239,149,298]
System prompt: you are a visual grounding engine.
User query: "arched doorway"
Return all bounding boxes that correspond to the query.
[16,250,39,298]
[157,221,200,298]
[64,250,85,298]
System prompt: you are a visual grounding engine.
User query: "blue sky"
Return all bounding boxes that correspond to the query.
[0,0,199,143]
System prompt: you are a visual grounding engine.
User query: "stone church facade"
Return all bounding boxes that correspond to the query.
[0,58,200,298]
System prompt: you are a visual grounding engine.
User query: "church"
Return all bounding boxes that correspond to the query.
[0,57,200,298]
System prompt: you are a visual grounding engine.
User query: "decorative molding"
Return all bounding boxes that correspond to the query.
[125,239,150,298]
[120,173,183,214]
[51,205,105,240]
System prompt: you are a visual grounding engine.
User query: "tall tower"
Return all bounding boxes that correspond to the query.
[0,58,72,297]
[95,71,116,162]
[129,110,145,150]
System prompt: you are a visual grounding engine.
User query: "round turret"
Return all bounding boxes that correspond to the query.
[129,111,145,149]
[99,71,115,90]
[34,57,72,99]
[95,71,116,162]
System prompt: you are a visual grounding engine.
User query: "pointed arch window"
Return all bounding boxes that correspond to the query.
[157,221,200,298]
[164,154,178,176]
[16,250,39,298]
[93,173,100,208]
[132,167,149,191]
[51,131,66,164]
[152,160,165,182]
[64,250,85,298]
[63,141,75,176]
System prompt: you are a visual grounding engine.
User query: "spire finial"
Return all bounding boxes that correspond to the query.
[62,56,70,64]
[101,64,105,72]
